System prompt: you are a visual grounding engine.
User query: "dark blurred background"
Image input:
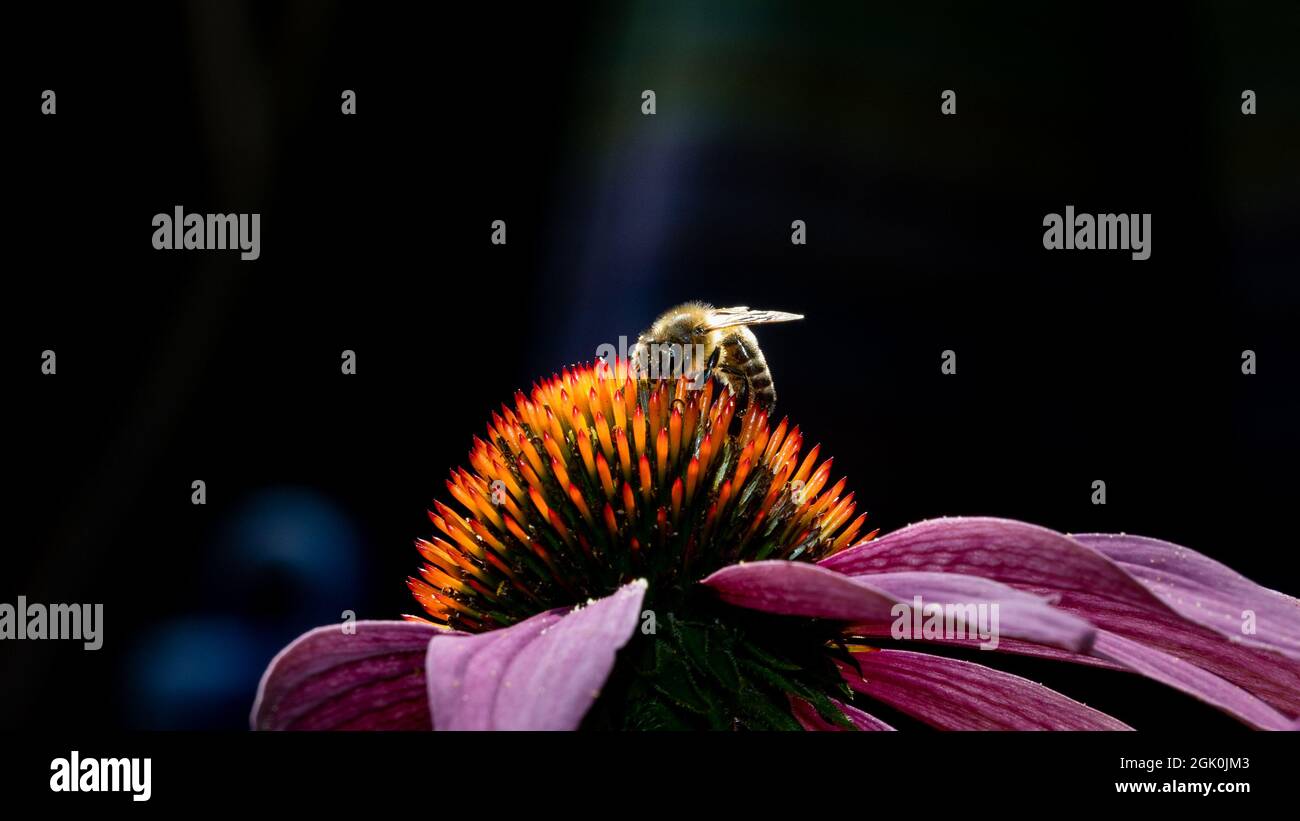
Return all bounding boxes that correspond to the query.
[4,1,1297,730]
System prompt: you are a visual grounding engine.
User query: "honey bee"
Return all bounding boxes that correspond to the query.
[630,301,803,415]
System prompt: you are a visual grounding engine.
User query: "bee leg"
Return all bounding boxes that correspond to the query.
[711,362,754,433]
[705,344,722,374]
[686,343,722,390]
[716,335,757,417]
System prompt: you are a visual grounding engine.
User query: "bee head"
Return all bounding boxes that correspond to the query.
[631,304,713,381]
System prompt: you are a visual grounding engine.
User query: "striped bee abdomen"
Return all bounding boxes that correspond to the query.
[718,329,776,414]
[744,354,776,410]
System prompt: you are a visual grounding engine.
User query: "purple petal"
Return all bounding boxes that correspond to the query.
[822,517,1157,602]
[702,561,897,618]
[822,517,1300,718]
[426,580,646,730]
[789,696,895,731]
[424,609,566,730]
[839,649,1132,730]
[842,617,1294,729]
[853,570,1097,653]
[1075,532,1300,661]
[1090,632,1294,730]
[251,620,443,730]
[701,561,1095,652]
[840,623,1124,670]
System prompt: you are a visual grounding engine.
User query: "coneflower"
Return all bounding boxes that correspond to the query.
[412,359,867,626]
[253,361,1300,731]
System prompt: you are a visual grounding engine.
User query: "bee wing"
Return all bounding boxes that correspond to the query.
[700,307,804,331]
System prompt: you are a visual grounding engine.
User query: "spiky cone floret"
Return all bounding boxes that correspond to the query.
[408,359,876,631]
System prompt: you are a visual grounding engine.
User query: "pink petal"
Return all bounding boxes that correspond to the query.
[822,517,1156,602]
[1075,532,1300,661]
[822,517,1300,719]
[701,560,1095,652]
[1090,632,1294,730]
[425,580,647,730]
[839,620,1293,729]
[839,648,1131,730]
[251,620,443,730]
[789,696,894,731]
[424,609,566,730]
[842,624,1125,669]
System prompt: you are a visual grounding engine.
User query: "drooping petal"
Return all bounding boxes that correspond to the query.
[1090,632,1294,730]
[1075,533,1300,661]
[839,618,1294,729]
[1092,631,1294,727]
[702,560,895,617]
[701,561,1095,652]
[839,648,1131,730]
[424,609,567,730]
[822,518,1300,718]
[426,580,647,730]
[251,620,444,730]
[822,517,1159,602]
[840,623,1125,669]
[789,695,894,731]
[849,570,1097,653]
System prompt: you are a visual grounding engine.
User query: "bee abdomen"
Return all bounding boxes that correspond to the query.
[747,366,776,408]
[743,356,772,383]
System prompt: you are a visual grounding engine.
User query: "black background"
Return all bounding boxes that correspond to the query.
[4,1,1298,732]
